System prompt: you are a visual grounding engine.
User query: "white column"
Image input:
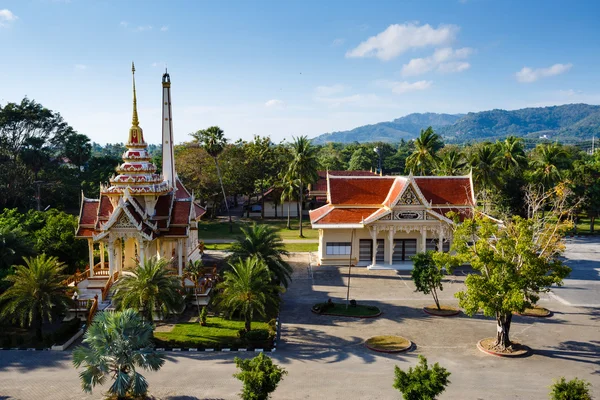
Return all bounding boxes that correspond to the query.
[138,239,145,266]
[117,241,123,273]
[387,229,394,265]
[100,242,105,269]
[177,239,183,276]
[107,241,115,277]
[370,228,377,266]
[318,229,325,264]
[438,226,444,252]
[421,228,427,253]
[88,239,95,277]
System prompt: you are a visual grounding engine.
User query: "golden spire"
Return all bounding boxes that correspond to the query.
[131,61,139,127]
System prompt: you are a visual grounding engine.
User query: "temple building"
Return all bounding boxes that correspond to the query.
[309,172,476,269]
[76,64,205,280]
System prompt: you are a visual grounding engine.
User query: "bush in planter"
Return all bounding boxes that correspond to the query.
[550,377,592,400]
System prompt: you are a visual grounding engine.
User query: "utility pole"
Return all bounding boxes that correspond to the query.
[33,181,43,211]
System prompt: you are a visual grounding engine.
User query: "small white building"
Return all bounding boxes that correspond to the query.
[309,173,476,269]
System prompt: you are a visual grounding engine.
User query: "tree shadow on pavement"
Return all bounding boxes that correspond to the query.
[0,350,73,372]
[535,340,600,374]
[163,396,217,400]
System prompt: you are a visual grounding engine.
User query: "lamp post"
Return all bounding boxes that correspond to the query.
[373,147,382,176]
[72,292,79,321]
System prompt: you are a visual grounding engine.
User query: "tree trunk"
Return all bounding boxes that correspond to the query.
[287,202,291,229]
[245,314,251,332]
[495,312,512,350]
[591,216,595,234]
[35,313,43,342]
[432,287,440,310]
[299,180,304,238]
[260,169,265,219]
[213,157,232,233]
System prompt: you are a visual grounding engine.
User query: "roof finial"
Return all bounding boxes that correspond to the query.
[132,61,139,127]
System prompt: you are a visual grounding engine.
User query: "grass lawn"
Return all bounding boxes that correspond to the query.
[204,242,317,252]
[572,216,600,235]
[312,302,381,317]
[365,335,411,352]
[153,317,270,348]
[197,218,317,240]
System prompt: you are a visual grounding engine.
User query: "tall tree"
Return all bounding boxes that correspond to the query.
[0,254,70,341]
[347,147,374,171]
[216,257,282,332]
[497,136,527,172]
[287,136,318,237]
[230,223,292,288]
[191,126,233,232]
[184,259,204,322]
[111,258,184,322]
[73,309,165,398]
[435,147,466,176]
[280,172,299,229]
[530,143,569,189]
[468,143,500,192]
[406,127,443,175]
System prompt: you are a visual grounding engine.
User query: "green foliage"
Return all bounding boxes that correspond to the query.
[200,306,208,325]
[393,355,451,400]
[406,127,443,175]
[216,257,283,332]
[73,309,164,397]
[550,377,592,400]
[0,254,70,340]
[111,257,185,322]
[287,135,319,237]
[230,223,292,288]
[233,352,287,400]
[410,252,444,310]
[347,147,374,170]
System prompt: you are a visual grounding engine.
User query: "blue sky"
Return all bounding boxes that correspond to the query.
[1,0,599,145]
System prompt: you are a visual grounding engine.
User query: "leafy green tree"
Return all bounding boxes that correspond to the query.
[233,352,287,400]
[191,126,232,231]
[111,258,184,322]
[549,377,592,400]
[435,147,466,176]
[0,254,70,341]
[347,147,374,171]
[62,131,92,170]
[73,309,164,398]
[184,259,204,322]
[393,355,451,400]
[406,127,443,175]
[572,154,600,232]
[216,257,282,332]
[287,136,318,237]
[411,252,445,310]
[446,213,571,350]
[0,226,34,271]
[230,223,292,288]
[317,143,345,170]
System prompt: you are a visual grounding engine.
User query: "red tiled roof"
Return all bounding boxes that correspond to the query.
[175,179,191,199]
[308,205,333,223]
[317,208,379,224]
[98,196,113,219]
[312,170,376,193]
[414,177,473,205]
[162,226,188,236]
[155,193,172,217]
[383,178,407,207]
[329,177,396,205]
[80,200,98,225]
[194,203,206,219]
[171,201,191,225]
[75,228,96,237]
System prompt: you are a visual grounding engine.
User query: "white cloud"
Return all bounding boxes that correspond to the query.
[346,22,459,61]
[315,84,347,97]
[265,99,285,108]
[332,38,345,47]
[401,47,473,76]
[0,9,18,27]
[515,63,573,83]
[75,64,87,70]
[134,25,153,32]
[160,25,169,32]
[377,80,433,94]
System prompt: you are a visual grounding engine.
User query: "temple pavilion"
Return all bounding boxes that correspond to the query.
[75,63,205,295]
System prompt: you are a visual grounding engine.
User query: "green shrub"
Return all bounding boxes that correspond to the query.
[245,330,269,342]
[200,307,208,326]
[550,377,592,400]
[234,353,287,400]
[393,355,451,400]
[238,329,247,340]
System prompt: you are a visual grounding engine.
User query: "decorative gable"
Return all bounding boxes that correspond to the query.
[114,212,138,229]
[397,186,422,205]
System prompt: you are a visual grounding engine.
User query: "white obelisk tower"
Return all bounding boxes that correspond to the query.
[161,70,177,189]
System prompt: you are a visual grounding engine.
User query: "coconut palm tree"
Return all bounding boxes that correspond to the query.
[111,257,184,322]
[469,143,501,192]
[280,172,299,230]
[0,254,70,341]
[497,136,527,172]
[406,127,443,175]
[435,148,466,176]
[191,126,233,232]
[287,136,318,238]
[184,259,204,322]
[530,143,569,189]
[216,257,282,332]
[73,309,164,398]
[230,223,292,288]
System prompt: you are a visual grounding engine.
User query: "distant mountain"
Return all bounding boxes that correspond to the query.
[311,113,462,144]
[311,104,600,144]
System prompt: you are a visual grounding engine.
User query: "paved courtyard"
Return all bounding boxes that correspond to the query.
[0,239,598,399]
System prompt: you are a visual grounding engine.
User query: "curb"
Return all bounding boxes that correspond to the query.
[422,307,460,317]
[364,338,413,353]
[476,338,531,358]
[515,309,553,318]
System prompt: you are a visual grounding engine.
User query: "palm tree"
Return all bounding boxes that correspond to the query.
[530,143,568,189]
[230,223,292,288]
[435,148,466,176]
[0,254,70,341]
[73,309,164,398]
[280,172,299,230]
[497,136,527,171]
[469,143,501,191]
[184,259,204,322]
[216,257,283,332]
[191,126,232,233]
[406,127,443,175]
[288,136,318,237]
[111,257,184,322]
